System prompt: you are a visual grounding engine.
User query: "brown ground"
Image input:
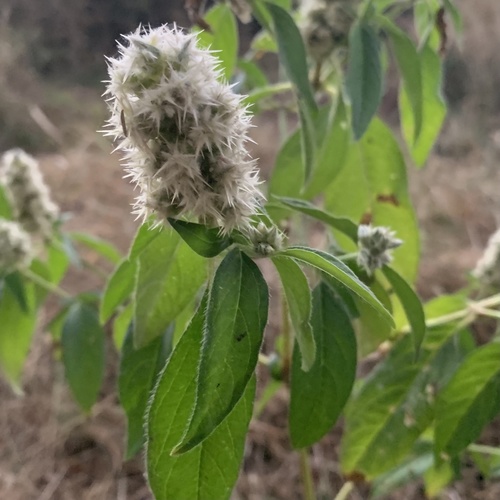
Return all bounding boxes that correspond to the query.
[2,1,500,499]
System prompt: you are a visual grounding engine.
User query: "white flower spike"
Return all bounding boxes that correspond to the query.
[104,25,263,234]
[0,219,33,273]
[357,224,403,275]
[0,149,59,239]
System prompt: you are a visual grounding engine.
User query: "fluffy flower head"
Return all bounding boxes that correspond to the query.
[0,219,33,273]
[104,25,263,234]
[0,149,59,238]
[472,228,500,290]
[357,224,403,274]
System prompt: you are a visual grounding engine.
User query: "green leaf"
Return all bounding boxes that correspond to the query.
[298,101,317,181]
[0,284,36,391]
[324,118,419,281]
[353,278,393,356]
[62,302,105,412]
[278,246,393,327]
[384,20,423,141]
[168,218,232,258]
[173,249,268,454]
[147,300,255,500]
[341,330,473,478]
[134,228,206,347]
[119,325,172,458]
[266,3,317,111]
[443,0,463,34]
[400,45,445,167]
[100,258,136,324]
[346,22,383,140]
[304,96,349,198]
[69,232,122,264]
[383,266,426,356]
[267,128,303,208]
[274,197,358,242]
[112,301,134,349]
[196,4,238,81]
[46,241,70,284]
[238,59,268,90]
[128,223,162,260]
[266,2,318,180]
[289,283,357,448]
[272,256,315,371]
[0,184,13,218]
[423,459,454,498]
[435,342,500,457]
[4,272,29,312]
[371,442,434,498]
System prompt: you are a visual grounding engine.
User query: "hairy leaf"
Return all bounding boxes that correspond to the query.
[173,249,268,454]
[435,342,500,457]
[346,22,383,139]
[147,300,255,500]
[62,302,105,412]
[278,246,393,326]
[272,256,315,371]
[290,283,356,448]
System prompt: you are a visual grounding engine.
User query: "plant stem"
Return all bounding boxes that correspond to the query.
[334,481,354,500]
[281,294,292,382]
[399,293,500,334]
[337,252,358,262]
[299,449,316,500]
[22,269,71,300]
[468,443,500,457]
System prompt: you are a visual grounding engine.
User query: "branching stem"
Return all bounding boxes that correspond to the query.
[22,269,72,300]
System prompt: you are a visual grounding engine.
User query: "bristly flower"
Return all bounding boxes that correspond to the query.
[472,228,500,290]
[0,149,59,239]
[0,219,33,273]
[104,25,263,234]
[357,224,403,274]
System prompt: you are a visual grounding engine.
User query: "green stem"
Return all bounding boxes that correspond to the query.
[299,449,316,500]
[281,294,292,382]
[337,252,358,262]
[22,269,72,300]
[334,481,354,500]
[399,293,500,334]
[468,443,500,457]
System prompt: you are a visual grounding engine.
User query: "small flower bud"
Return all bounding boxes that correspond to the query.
[104,25,264,234]
[357,224,403,274]
[0,219,33,273]
[247,222,285,256]
[0,149,59,238]
[472,228,500,290]
[301,0,358,63]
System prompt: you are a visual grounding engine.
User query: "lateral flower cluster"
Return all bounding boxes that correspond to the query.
[0,149,59,239]
[104,25,263,234]
[357,224,403,275]
[0,219,32,273]
[473,228,500,290]
[0,149,59,273]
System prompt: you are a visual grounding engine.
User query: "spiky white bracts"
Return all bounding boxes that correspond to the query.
[104,25,263,234]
